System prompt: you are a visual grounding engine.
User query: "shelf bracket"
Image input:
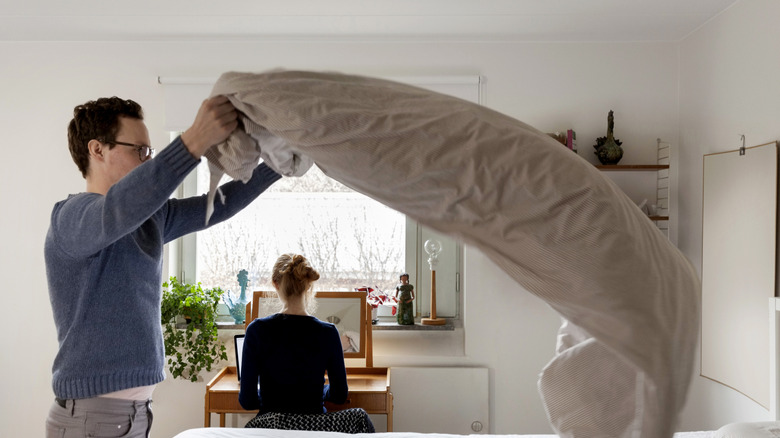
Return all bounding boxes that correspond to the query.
[740,134,746,156]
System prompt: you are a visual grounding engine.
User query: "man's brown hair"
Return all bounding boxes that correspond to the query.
[67,97,143,178]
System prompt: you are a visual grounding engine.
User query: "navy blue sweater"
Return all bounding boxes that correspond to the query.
[239,314,348,414]
[45,137,280,399]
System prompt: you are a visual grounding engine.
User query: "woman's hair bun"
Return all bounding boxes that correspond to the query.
[291,255,320,282]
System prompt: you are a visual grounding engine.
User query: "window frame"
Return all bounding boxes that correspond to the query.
[166,147,462,324]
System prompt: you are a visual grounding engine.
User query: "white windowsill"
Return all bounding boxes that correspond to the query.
[213,318,458,331]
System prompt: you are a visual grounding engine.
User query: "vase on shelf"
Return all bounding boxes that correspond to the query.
[594,110,624,165]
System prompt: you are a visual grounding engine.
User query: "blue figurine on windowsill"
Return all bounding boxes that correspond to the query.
[224,269,250,324]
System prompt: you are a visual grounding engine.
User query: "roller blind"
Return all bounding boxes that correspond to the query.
[157,74,482,131]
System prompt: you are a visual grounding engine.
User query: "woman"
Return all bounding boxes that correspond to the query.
[239,254,373,432]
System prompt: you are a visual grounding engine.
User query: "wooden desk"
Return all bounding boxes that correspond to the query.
[205,366,393,431]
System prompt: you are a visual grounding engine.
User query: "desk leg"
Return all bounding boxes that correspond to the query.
[204,395,211,427]
[387,392,394,432]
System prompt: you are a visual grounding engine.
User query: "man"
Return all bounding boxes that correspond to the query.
[44,95,281,437]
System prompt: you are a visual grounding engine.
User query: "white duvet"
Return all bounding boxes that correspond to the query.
[208,70,701,438]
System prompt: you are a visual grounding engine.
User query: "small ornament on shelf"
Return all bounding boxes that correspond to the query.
[593,110,624,165]
[546,129,577,154]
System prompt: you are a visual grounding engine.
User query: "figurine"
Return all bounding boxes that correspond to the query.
[223,269,250,324]
[593,110,624,165]
[394,273,415,325]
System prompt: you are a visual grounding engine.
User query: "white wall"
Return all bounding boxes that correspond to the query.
[0,40,681,437]
[676,0,780,431]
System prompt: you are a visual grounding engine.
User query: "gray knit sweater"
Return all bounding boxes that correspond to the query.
[45,137,280,399]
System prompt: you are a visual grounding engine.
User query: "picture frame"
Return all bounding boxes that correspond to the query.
[248,291,368,359]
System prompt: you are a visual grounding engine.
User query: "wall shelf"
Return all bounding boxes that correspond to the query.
[594,140,676,244]
[595,164,669,171]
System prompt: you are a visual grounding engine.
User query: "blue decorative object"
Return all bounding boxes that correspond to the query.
[223,269,250,324]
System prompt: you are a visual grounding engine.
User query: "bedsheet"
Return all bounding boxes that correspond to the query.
[209,70,701,438]
[173,428,715,438]
[174,427,713,438]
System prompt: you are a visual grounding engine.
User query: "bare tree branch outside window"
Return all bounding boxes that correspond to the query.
[195,164,405,295]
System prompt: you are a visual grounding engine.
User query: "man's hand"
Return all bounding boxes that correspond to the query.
[180,95,239,159]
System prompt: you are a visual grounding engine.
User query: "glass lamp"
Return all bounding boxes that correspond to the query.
[421,239,446,326]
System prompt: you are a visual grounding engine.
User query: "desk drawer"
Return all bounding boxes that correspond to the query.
[207,392,244,413]
[326,392,387,413]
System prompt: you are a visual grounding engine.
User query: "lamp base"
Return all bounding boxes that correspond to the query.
[421,317,446,326]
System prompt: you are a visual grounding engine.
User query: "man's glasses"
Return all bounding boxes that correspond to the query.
[105,140,155,162]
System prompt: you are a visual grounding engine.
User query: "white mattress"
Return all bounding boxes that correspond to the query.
[172,428,714,438]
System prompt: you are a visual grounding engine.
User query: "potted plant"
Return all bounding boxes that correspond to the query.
[161,276,228,382]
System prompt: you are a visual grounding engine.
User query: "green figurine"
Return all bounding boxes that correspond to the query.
[593,110,624,165]
[395,273,415,325]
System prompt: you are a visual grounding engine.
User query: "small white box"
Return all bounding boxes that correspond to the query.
[376,303,397,317]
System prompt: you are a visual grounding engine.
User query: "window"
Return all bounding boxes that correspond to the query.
[160,75,481,321]
[172,152,461,320]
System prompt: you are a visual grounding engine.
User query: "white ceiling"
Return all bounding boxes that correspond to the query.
[0,0,739,42]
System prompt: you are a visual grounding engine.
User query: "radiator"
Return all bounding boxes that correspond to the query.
[390,367,489,434]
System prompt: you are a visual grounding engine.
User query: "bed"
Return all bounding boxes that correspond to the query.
[173,429,717,438]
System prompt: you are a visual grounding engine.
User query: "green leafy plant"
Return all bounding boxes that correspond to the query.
[161,276,227,382]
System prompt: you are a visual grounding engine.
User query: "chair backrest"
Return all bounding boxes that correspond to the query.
[245,290,373,366]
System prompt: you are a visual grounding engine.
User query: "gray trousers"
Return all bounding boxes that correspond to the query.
[46,397,153,438]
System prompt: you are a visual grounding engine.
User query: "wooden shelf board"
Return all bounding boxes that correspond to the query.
[596,164,669,171]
